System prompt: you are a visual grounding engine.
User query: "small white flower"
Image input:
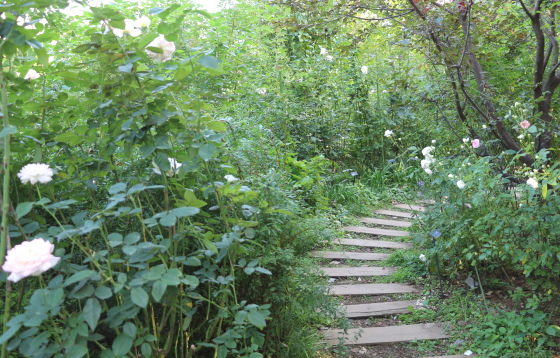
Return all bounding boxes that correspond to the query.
[145,35,176,62]
[482,124,487,129]
[527,177,538,189]
[325,55,334,61]
[153,158,182,177]
[18,163,54,185]
[431,139,436,144]
[448,174,454,178]
[424,168,433,175]
[135,15,151,28]
[384,130,393,138]
[224,174,239,183]
[462,137,469,143]
[421,159,432,170]
[419,254,427,262]
[256,88,267,95]
[422,146,434,156]
[457,180,465,189]
[518,134,524,139]
[320,47,328,55]
[24,69,40,80]
[360,65,368,75]
[464,350,473,356]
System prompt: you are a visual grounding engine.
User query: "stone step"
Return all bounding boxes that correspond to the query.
[358,217,412,228]
[344,226,410,237]
[343,300,416,318]
[374,209,415,219]
[334,238,412,249]
[329,283,418,296]
[320,266,396,277]
[323,322,449,345]
[310,251,390,261]
[393,203,426,211]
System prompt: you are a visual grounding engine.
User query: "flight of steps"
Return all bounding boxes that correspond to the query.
[313,203,472,357]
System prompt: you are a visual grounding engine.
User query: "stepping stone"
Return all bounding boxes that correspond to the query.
[323,322,449,345]
[343,226,410,237]
[343,300,416,317]
[310,251,390,261]
[359,217,412,228]
[320,266,396,277]
[329,283,418,296]
[334,238,412,249]
[393,204,426,211]
[374,209,415,219]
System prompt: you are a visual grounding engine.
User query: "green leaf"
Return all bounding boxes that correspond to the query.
[131,287,149,308]
[0,324,21,345]
[170,206,199,218]
[123,322,137,338]
[199,143,216,161]
[0,125,17,138]
[55,131,84,146]
[16,202,33,218]
[247,311,266,328]
[66,345,88,358]
[26,39,43,49]
[118,63,133,73]
[546,325,560,336]
[94,286,113,299]
[83,298,101,331]
[112,333,133,355]
[65,270,96,286]
[198,55,219,69]
[151,280,167,302]
[159,214,177,227]
[138,33,159,49]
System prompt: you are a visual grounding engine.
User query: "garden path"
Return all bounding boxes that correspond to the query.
[315,204,473,358]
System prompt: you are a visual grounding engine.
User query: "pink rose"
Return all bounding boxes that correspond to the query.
[520,120,530,130]
[145,35,176,62]
[472,139,480,148]
[2,238,60,282]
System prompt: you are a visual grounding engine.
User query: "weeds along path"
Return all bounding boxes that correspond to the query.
[315,203,473,358]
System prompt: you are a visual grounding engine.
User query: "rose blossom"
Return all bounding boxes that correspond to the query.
[472,139,480,148]
[527,177,538,189]
[419,254,427,262]
[520,120,530,129]
[153,158,182,177]
[224,174,239,183]
[457,180,465,189]
[146,35,176,62]
[24,69,40,80]
[361,66,368,75]
[384,130,393,138]
[135,16,151,28]
[2,238,60,282]
[17,163,54,185]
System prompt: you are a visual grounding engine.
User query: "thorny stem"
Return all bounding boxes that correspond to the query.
[0,51,13,358]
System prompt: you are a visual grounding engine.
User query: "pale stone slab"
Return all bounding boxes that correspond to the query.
[310,251,390,261]
[320,266,396,277]
[334,238,412,249]
[343,226,410,237]
[323,322,449,345]
[343,300,416,317]
[374,209,415,218]
[358,217,412,228]
[329,283,418,296]
[393,204,426,211]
